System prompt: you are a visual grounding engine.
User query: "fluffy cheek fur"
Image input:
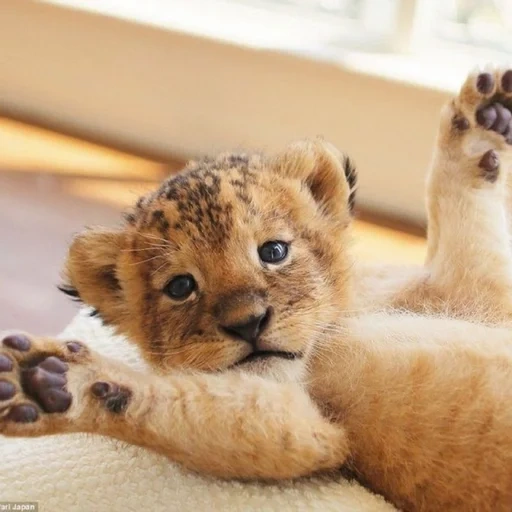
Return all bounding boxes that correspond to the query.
[262,261,335,354]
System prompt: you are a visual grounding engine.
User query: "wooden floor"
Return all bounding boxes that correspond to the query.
[0,118,426,335]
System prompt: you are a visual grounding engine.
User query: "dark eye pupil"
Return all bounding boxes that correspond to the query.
[258,241,288,264]
[164,275,196,300]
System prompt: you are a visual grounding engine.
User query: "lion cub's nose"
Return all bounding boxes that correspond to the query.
[221,308,272,345]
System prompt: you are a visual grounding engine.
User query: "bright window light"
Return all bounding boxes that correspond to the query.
[44,0,511,89]
[434,0,512,52]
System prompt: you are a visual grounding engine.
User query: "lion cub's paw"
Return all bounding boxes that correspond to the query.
[453,68,512,141]
[437,68,512,185]
[0,333,130,437]
[0,333,87,434]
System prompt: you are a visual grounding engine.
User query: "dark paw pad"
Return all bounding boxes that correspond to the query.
[476,73,494,94]
[3,334,31,352]
[479,150,500,182]
[0,355,13,372]
[7,404,39,423]
[22,362,71,413]
[0,380,15,400]
[476,103,512,140]
[38,356,68,374]
[452,115,470,131]
[502,70,512,93]
[91,381,131,414]
[66,341,85,354]
[476,106,497,129]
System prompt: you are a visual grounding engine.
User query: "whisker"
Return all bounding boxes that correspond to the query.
[138,232,177,247]
[151,259,172,277]
[129,254,166,266]
[122,245,169,253]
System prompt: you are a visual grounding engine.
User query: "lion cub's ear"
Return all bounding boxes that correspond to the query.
[272,139,357,219]
[60,228,126,323]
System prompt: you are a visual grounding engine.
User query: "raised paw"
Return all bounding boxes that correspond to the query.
[0,333,90,434]
[451,68,512,147]
[432,67,512,190]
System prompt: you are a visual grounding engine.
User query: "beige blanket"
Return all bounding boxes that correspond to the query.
[0,310,395,512]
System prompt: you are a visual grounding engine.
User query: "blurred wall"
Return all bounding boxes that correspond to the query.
[1,1,452,224]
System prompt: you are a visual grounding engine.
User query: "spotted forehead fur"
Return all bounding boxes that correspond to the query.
[125,153,265,247]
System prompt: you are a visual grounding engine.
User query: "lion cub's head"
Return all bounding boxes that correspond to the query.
[61,139,356,380]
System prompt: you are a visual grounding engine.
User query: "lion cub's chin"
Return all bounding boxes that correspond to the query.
[230,356,307,382]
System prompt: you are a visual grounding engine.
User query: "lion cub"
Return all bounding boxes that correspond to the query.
[2,68,512,511]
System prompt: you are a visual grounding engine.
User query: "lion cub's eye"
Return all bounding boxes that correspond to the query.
[258,241,289,264]
[163,274,196,300]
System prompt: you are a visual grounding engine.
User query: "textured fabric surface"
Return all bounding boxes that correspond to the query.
[0,310,395,512]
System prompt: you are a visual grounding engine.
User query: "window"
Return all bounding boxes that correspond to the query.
[46,0,510,62]
[227,0,511,54]
[232,0,397,26]
[434,0,512,53]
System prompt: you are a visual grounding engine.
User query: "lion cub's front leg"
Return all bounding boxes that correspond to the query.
[0,333,348,480]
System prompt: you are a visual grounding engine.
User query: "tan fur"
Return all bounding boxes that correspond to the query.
[3,68,512,511]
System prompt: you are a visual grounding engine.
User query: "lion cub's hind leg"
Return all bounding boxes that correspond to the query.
[425,68,512,316]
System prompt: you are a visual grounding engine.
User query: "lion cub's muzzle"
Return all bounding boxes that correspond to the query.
[214,291,299,364]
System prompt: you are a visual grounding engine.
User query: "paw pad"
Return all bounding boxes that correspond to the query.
[66,341,84,354]
[476,72,494,94]
[0,355,13,372]
[452,115,470,131]
[476,106,498,129]
[0,380,15,400]
[91,381,114,398]
[7,404,39,423]
[91,381,131,414]
[476,103,512,138]
[38,356,68,373]
[3,334,31,352]
[478,149,500,182]
[502,70,512,93]
[23,365,71,413]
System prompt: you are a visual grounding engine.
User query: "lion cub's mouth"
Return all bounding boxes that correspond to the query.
[235,351,301,366]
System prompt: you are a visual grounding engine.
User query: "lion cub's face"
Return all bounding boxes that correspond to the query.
[63,141,355,380]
